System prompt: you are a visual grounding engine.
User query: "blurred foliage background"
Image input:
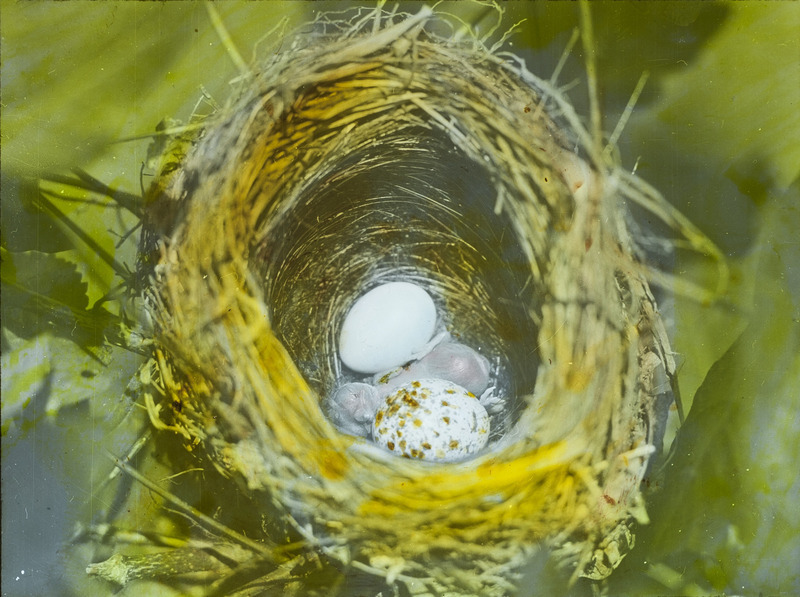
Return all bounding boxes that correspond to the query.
[1,2,798,596]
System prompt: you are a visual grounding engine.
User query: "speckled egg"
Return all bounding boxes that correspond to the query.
[371,378,490,462]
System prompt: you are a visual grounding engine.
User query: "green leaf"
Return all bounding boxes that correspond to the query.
[654,4,800,191]
[34,180,131,309]
[625,2,800,412]
[613,182,800,595]
[0,334,52,435]
[1,246,89,310]
[1,329,143,439]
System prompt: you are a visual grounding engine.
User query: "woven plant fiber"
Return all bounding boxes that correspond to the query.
[131,6,683,595]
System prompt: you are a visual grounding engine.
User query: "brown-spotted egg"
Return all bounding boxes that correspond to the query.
[372,378,490,462]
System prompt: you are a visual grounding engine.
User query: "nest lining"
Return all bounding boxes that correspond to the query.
[135,6,678,595]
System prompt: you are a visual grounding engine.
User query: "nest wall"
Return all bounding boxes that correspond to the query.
[140,7,672,594]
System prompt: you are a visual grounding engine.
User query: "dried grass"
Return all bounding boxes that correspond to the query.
[116,5,718,595]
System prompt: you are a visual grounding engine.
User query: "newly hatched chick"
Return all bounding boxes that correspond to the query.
[327,340,493,440]
[323,382,381,437]
[374,339,491,397]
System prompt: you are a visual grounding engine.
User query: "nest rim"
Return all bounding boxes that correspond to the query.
[136,5,685,593]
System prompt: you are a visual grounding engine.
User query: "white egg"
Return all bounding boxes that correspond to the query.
[372,378,490,462]
[339,282,437,374]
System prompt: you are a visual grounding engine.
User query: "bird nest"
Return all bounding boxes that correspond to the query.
[110,5,692,595]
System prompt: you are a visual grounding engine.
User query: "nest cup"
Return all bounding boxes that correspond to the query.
[267,125,534,430]
[140,6,674,594]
